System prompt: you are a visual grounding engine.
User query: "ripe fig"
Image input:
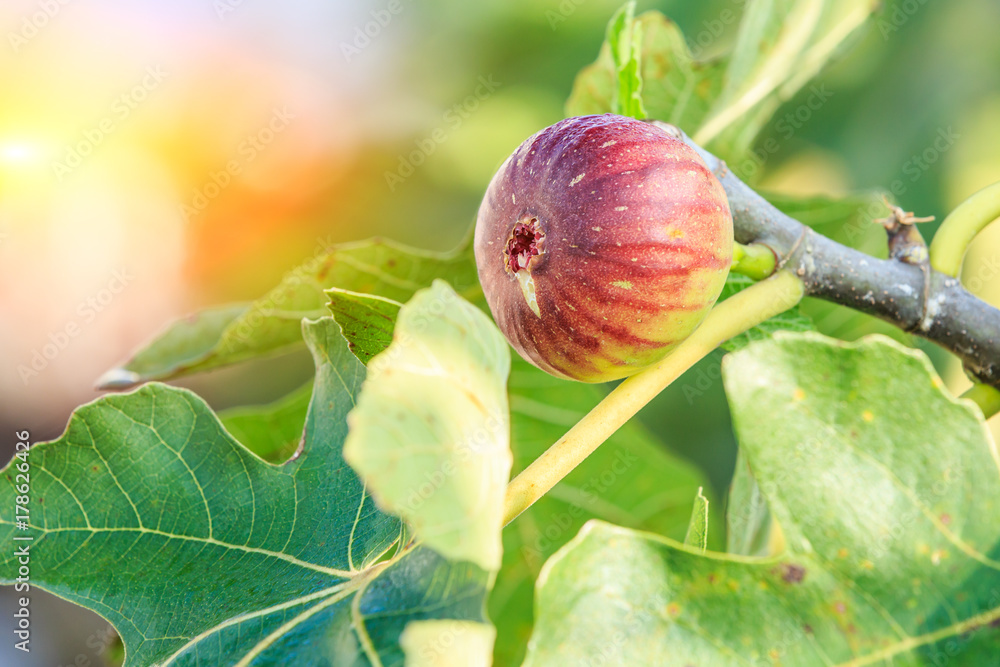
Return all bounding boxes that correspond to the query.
[474,114,733,382]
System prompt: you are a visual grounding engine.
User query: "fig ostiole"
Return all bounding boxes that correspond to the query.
[474,114,734,383]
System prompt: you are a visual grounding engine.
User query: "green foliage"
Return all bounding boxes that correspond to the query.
[323,282,712,667]
[0,317,492,666]
[525,334,1000,665]
[343,281,512,572]
[719,273,815,352]
[568,1,877,165]
[217,381,312,463]
[100,238,479,387]
[326,288,402,364]
[11,3,998,666]
[683,487,709,553]
[606,2,648,119]
[726,448,776,558]
[96,303,251,388]
[495,357,711,666]
[567,11,722,133]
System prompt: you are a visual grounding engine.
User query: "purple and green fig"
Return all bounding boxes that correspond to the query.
[474,114,734,383]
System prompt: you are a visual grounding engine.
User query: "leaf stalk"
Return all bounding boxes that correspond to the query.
[929,180,1000,277]
[502,270,805,525]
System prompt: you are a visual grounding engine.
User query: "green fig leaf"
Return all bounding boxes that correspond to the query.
[327,289,402,365]
[525,334,1000,666]
[606,1,648,119]
[719,273,814,352]
[344,281,512,572]
[326,285,712,667]
[99,238,478,388]
[400,620,496,667]
[217,381,312,463]
[683,487,709,554]
[569,3,876,164]
[0,316,492,666]
[725,447,777,558]
[567,11,724,134]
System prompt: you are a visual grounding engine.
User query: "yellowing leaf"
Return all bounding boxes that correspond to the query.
[401,620,496,667]
[344,281,512,572]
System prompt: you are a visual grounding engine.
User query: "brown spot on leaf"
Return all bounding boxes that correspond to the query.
[778,563,806,584]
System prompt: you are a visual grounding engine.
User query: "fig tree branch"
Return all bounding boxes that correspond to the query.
[661,123,1000,394]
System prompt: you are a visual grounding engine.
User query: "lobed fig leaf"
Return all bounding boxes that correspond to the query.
[0,317,493,666]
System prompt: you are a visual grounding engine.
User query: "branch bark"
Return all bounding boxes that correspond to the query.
[658,123,1000,391]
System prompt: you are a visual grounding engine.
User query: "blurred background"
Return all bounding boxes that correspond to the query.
[1,0,999,663]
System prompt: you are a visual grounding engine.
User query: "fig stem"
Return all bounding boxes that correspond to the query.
[731,241,777,280]
[502,270,805,526]
[961,383,1000,420]
[928,180,1000,277]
